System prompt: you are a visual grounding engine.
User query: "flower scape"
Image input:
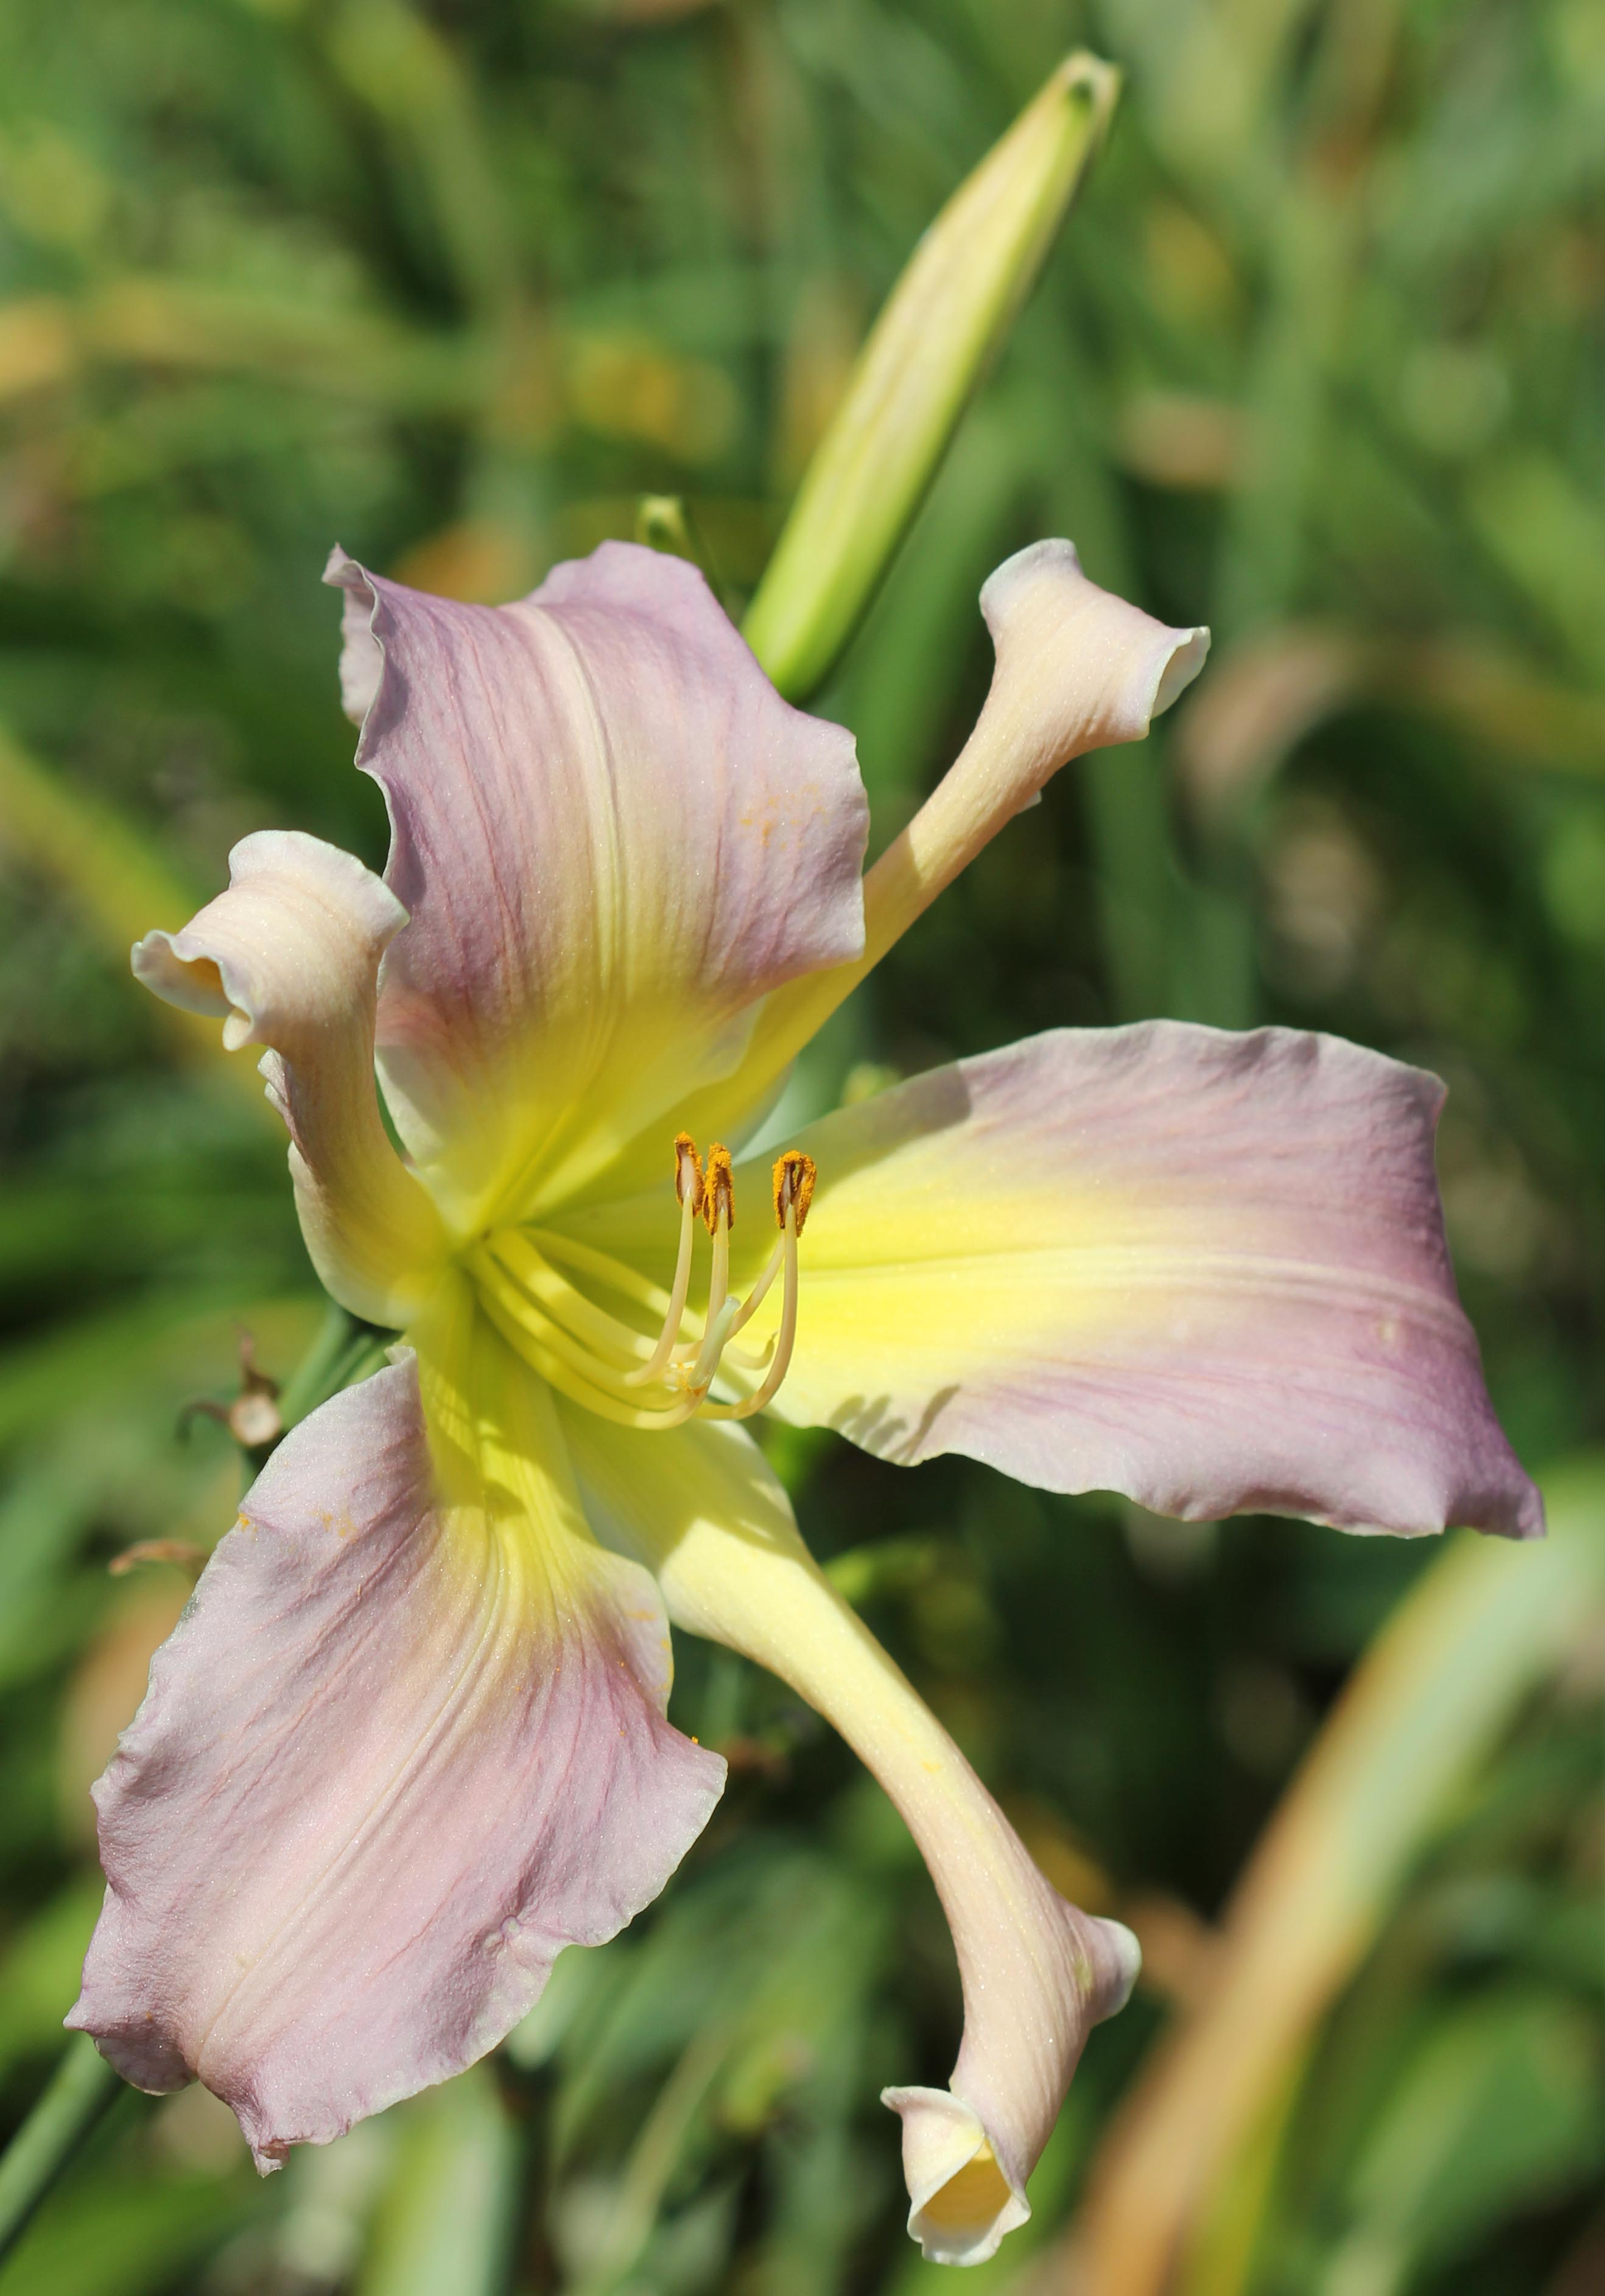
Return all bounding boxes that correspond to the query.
[68,536,1541,2266]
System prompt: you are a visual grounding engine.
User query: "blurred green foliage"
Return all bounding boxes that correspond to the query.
[0,2,1601,2292]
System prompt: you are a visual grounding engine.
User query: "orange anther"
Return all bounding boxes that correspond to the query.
[771,1150,817,1234]
[673,1131,704,1214]
[702,1144,735,1234]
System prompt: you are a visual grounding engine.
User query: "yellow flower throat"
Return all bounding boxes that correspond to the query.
[466,1135,816,1432]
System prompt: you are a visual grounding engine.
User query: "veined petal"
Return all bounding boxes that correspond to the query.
[644,542,1207,1173]
[561,1408,1136,2265]
[132,830,446,1325]
[567,1024,1541,1540]
[69,1335,724,2166]
[325,542,868,1231]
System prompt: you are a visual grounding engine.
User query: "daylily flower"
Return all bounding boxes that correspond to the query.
[71,537,1540,2266]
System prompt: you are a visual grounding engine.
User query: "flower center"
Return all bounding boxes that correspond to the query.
[466,1134,816,1432]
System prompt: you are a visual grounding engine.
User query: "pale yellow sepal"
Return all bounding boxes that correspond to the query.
[561,1410,1137,2264]
[857,540,1209,969]
[132,830,448,1326]
[743,53,1121,702]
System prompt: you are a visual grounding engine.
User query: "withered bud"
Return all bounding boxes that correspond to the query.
[230,1333,283,1447]
[178,1332,284,1456]
[108,1539,208,1583]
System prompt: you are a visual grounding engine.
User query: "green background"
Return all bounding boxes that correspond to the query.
[0,2,1601,2291]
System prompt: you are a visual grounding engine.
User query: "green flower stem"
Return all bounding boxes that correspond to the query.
[276,1300,393,1433]
[354,2065,522,2296]
[0,2037,125,2268]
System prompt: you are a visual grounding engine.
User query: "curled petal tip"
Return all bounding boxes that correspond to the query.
[567,1418,1128,2272]
[675,541,1211,1119]
[979,536,1210,761]
[1156,625,1212,717]
[881,1913,1132,2267]
[1092,1914,1142,2020]
[130,929,230,1018]
[323,549,386,727]
[876,1877,1129,2263]
[128,829,440,1325]
[130,831,409,1045]
[880,2089,1029,2267]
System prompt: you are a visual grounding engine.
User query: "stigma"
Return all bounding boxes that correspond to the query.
[469,1136,816,1431]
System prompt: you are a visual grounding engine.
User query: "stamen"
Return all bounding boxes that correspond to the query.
[471,1248,649,1396]
[687,1293,742,1388]
[772,1149,817,1233]
[674,1130,704,1217]
[686,1143,735,1385]
[704,1186,801,1422]
[701,1143,734,1236]
[488,1231,650,1367]
[720,1151,813,1351]
[490,1307,706,1430]
[723,1233,783,1342]
[622,1133,706,1387]
[722,1153,806,1342]
[475,1265,704,1430]
[705,1151,815,1421]
[474,1139,815,1432]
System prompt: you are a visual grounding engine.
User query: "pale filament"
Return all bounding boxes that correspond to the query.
[703,1202,799,1423]
[471,1140,815,1432]
[687,1293,742,1390]
[479,1289,705,1431]
[623,1139,703,1387]
[723,1234,784,1346]
[662,1140,740,1391]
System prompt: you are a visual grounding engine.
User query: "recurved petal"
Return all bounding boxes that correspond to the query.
[132,830,445,1325]
[68,1349,724,2166]
[801,1025,1545,1536]
[636,541,1208,1174]
[851,541,1207,971]
[560,1407,1134,2265]
[973,537,1210,788]
[566,1023,1540,1539]
[325,542,868,1231]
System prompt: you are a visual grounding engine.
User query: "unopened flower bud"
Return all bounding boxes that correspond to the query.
[743,52,1120,701]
